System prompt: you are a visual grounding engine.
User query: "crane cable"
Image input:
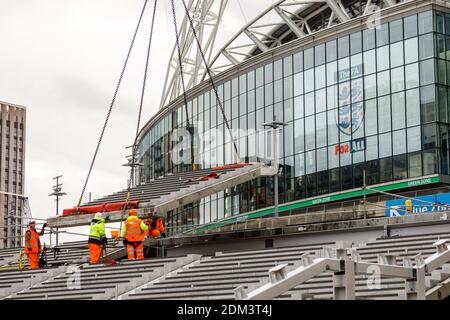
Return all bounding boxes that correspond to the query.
[75,0,150,210]
[120,0,159,239]
[179,0,242,164]
[169,0,197,171]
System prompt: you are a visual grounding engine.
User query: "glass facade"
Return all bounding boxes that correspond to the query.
[138,10,450,232]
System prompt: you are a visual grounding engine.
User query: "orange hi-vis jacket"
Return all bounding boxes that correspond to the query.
[122,216,148,242]
[24,228,41,254]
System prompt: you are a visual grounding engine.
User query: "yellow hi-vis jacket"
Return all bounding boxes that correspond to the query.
[122,216,148,242]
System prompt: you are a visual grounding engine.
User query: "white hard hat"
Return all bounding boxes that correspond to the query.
[95,212,103,219]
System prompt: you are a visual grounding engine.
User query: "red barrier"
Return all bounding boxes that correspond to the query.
[62,201,139,217]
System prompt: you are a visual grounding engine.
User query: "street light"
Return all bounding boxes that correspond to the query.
[263,119,288,218]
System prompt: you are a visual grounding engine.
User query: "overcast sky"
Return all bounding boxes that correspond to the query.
[0,0,275,244]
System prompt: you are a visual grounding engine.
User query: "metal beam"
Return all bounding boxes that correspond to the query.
[274,6,305,38]
[244,29,270,52]
[325,0,349,22]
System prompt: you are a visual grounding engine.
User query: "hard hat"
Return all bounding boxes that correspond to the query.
[94,212,103,219]
[129,209,138,216]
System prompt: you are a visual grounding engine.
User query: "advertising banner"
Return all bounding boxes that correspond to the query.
[385,192,450,217]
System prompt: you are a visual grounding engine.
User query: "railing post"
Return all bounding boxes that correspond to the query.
[406,266,426,300]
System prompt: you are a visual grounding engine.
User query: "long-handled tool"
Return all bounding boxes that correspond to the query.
[101,243,118,266]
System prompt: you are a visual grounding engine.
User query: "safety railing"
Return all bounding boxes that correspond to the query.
[235,239,450,300]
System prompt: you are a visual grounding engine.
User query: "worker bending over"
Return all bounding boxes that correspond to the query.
[145,217,166,238]
[122,209,148,260]
[88,212,107,264]
[24,221,47,269]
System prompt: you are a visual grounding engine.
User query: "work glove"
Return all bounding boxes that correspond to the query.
[105,216,111,222]
[122,239,128,246]
[27,247,32,252]
[101,237,108,245]
[42,223,48,228]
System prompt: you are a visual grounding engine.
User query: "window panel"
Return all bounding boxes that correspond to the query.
[326,39,337,62]
[315,44,325,66]
[315,65,326,89]
[421,85,436,123]
[365,99,378,136]
[419,33,434,59]
[390,19,403,43]
[338,35,349,59]
[376,23,389,47]
[363,28,376,51]
[404,37,419,64]
[378,96,391,133]
[316,112,327,148]
[350,31,362,54]
[327,85,338,110]
[390,42,404,68]
[305,115,315,151]
[418,11,433,35]
[294,95,304,119]
[404,14,418,39]
[327,109,339,145]
[305,150,316,174]
[294,72,304,96]
[392,91,406,130]
[305,92,315,116]
[363,49,376,75]
[316,88,326,113]
[293,52,303,73]
[366,135,378,161]
[405,63,420,89]
[304,47,314,70]
[377,46,390,71]
[364,74,377,99]
[379,133,392,158]
[406,88,421,127]
[294,119,304,153]
[304,69,315,93]
[393,130,407,155]
[391,66,405,93]
[377,71,390,96]
[327,61,337,86]
[407,126,421,152]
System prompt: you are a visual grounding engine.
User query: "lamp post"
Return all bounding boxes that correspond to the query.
[123,146,144,188]
[49,175,67,246]
[263,119,288,218]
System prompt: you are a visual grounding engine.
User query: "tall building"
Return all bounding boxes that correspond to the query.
[0,102,26,249]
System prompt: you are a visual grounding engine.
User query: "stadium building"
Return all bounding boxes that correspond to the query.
[135,0,450,233]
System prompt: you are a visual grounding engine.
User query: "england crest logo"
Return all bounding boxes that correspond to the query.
[336,102,364,135]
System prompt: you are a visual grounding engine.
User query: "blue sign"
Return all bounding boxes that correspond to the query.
[385,193,450,217]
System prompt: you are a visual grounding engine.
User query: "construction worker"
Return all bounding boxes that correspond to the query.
[88,212,107,264]
[24,221,47,269]
[122,209,148,260]
[144,217,166,239]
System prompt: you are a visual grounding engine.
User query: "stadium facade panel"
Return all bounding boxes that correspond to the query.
[137,1,450,232]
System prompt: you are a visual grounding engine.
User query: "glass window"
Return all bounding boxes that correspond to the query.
[315,44,326,66]
[284,55,293,77]
[420,59,435,86]
[423,124,436,149]
[295,153,304,177]
[327,110,338,145]
[405,63,420,89]
[378,96,391,133]
[393,154,407,181]
[419,33,434,59]
[406,126,422,152]
[256,67,264,87]
[274,59,283,81]
[423,149,437,175]
[350,31,362,54]
[274,80,283,103]
[393,130,407,155]
[376,23,389,47]
[284,76,293,99]
[366,135,378,161]
[380,157,393,182]
[379,133,392,158]
[294,95,304,119]
[418,11,433,35]
[404,37,419,64]
[327,61,337,86]
[247,90,255,112]
[365,99,377,136]
[392,91,406,130]
[350,54,362,79]
[265,83,273,106]
[409,151,422,177]
[421,85,436,123]
[390,42,404,68]
[377,46,390,71]
[265,63,273,83]
[294,118,304,153]
[317,148,327,172]
[284,99,293,123]
[377,71,390,96]
[316,112,327,148]
[315,65,326,89]
[293,52,303,73]
[363,49,376,75]
[326,39,337,62]
[247,70,255,91]
[274,101,283,123]
[304,69,315,93]
[437,34,446,60]
[304,48,314,70]
[327,85,338,110]
[305,115,315,151]
[391,66,405,93]
[363,28,376,51]
[305,92,315,116]
[338,35,349,59]
[285,124,294,157]
[294,72,303,96]
[390,19,403,43]
[328,145,339,169]
[406,88,421,127]
[316,89,326,113]
[305,151,316,174]
[404,14,418,39]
